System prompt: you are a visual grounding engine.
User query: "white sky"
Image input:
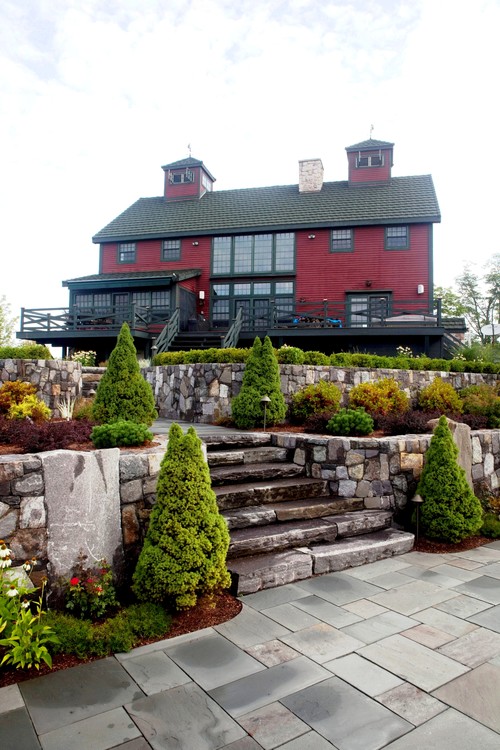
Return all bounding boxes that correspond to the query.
[2,0,500,334]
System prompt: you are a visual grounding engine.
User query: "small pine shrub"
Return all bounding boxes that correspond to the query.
[276,346,305,364]
[132,423,231,609]
[349,378,410,416]
[327,407,374,436]
[418,377,462,414]
[481,513,500,539]
[231,336,286,429]
[417,416,483,543]
[92,323,158,426]
[290,381,341,422]
[302,351,330,366]
[8,394,51,422]
[0,381,38,414]
[91,421,153,448]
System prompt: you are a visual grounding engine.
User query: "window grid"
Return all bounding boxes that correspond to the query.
[162,239,181,261]
[385,226,409,250]
[212,233,295,275]
[331,229,353,252]
[118,242,136,263]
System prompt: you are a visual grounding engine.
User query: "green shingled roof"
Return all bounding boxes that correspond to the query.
[63,269,200,286]
[346,139,394,151]
[92,175,440,244]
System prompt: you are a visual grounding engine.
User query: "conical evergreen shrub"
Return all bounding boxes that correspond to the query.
[92,323,157,426]
[132,423,231,609]
[231,336,286,428]
[417,415,483,543]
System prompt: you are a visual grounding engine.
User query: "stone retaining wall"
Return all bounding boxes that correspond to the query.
[0,359,81,417]
[1,429,498,583]
[144,364,499,423]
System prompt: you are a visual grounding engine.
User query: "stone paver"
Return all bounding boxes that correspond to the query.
[238,702,310,749]
[379,707,500,749]
[127,682,246,750]
[376,683,446,726]
[433,662,500,733]
[358,634,469,691]
[324,652,403,696]
[281,676,412,750]
[3,545,499,749]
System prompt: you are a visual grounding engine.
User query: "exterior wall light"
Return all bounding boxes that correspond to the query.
[308,234,316,240]
[417,284,425,294]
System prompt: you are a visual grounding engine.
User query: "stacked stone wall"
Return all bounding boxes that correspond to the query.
[1,429,499,582]
[0,359,81,416]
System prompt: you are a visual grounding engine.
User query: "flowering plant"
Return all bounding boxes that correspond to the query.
[65,558,118,620]
[0,545,58,670]
[69,350,97,367]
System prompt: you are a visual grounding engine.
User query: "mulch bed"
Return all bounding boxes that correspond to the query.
[413,535,492,554]
[0,591,242,689]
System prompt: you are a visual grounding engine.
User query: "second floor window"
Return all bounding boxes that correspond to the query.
[118,242,136,263]
[212,233,295,275]
[162,239,181,261]
[385,226,409,250]
[331,229,353,252]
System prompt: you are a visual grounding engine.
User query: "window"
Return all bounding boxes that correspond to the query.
[132,290,170,311]
[331,229,353,252]
[74,293,111,309]
[210,281,294,329]
[118,243,136,263]
[168,169,194,184]
[347,293,392,327]
[385,226,409,250]
[356,154,384,167]
[162,239,181,261]
[212,233,295,275]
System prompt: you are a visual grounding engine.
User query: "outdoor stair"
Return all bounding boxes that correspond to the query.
[206,434,414,594]
[169,331,225,351]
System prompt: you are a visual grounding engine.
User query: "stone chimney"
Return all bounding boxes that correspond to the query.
[298,158,324,193]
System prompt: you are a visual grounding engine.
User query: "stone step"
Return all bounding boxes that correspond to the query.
[208,446,289,468]
[214,477,328,510]
[229,529,415,595]
[309,528,415,575]
[228,517,339,558]
[223,497,366,529]
[210,461,304,486]
[204,434,272,450]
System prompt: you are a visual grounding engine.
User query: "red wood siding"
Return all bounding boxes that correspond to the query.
[295,225,430,309]
[164,167,202,200]
[347,149,392,184]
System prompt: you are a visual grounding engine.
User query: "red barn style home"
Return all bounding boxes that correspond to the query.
[18,138,464,361]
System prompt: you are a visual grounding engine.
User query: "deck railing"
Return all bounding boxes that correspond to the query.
[19,305,169,333]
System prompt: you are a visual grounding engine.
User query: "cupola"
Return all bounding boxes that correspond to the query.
[345,138,394,185]
[162,156,216,201]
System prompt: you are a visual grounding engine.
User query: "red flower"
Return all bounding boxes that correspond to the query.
[70,577,80,586]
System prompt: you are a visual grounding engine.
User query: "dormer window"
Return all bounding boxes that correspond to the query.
[168,168,195,184]
[356,153,384,168]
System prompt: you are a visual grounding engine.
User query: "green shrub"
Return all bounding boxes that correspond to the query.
[153,351,187,366]
[290,380,341,422]
[460,384,500,416]
[231,336,286,429]
[327,407,374,436]
[349,377,410,416]
[481,513,500,539]
[418,377,462,414]
[302,351,330,366]
[73,397,95,420]
[276,345,305,364]
[0,344,52,360]
[349,353,376,368]
[153,348,250,366]
[329,352,354,366]
[7,394,51,422]
[92,323,158,425]
[0,381,38,414]
[68,350,96,366]
[417,416,483,543]
[91,421,153,448]
[132,423,231,609]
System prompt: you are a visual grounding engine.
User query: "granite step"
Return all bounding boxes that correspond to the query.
[229,529,415,595]
[204,433,272,450]
[210,461,304,486]
[214,477,328,510]
[228,517,339,558]
[208,446,289,467]
[223,497,367,529]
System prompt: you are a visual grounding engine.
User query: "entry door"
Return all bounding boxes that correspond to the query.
[347,294,391,327]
